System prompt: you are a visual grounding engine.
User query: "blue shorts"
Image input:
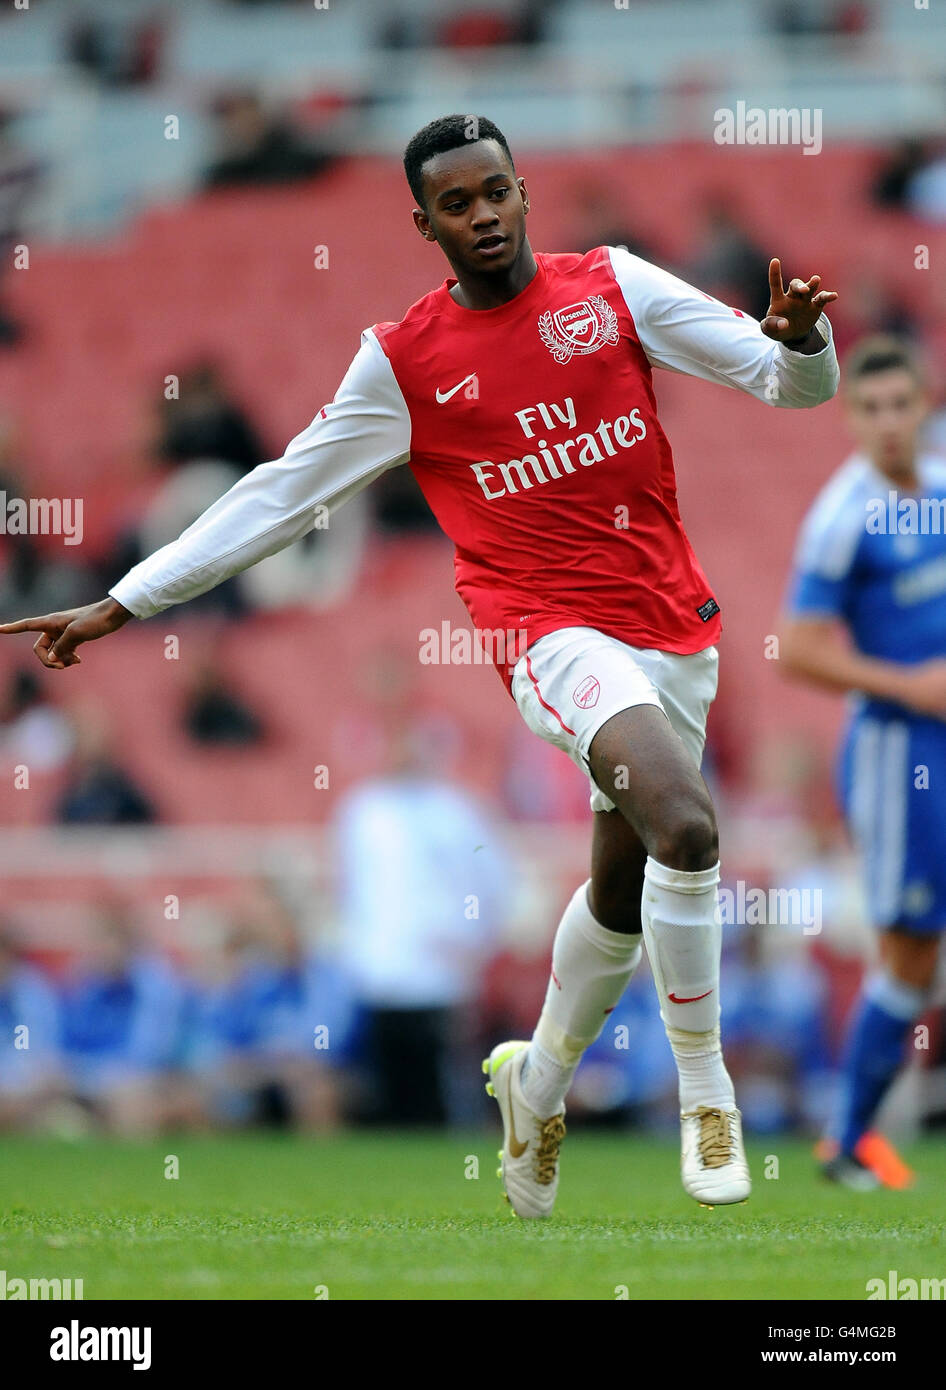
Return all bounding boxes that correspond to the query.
[838,712,946,934]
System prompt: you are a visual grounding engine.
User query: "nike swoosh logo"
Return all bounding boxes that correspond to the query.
[435,373,476,403]
[668,990,713,1004]
[506,1068,528,1158]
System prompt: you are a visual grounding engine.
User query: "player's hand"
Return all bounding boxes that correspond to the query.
[896,659,946,720]
[760,259,838,343]
[0,597,132,669]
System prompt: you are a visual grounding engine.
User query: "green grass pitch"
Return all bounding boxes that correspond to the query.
[1,1133,944,1300]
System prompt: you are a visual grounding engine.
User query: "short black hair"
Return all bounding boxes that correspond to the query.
[403,114,514,209]
[844,335,924,389]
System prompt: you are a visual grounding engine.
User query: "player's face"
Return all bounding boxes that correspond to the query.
[845,368,928,474]
[413,140,528,275]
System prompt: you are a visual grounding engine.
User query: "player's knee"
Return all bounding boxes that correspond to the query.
[651,800,718,871]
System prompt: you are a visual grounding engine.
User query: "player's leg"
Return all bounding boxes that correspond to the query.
[587,702,718,869]
[585,702,749,1203]
[828,927,939,1189]
[482,809,648,1218]
[487,629,745,1212]
[588,705,725,1084]
[589,803,649,932]
[483,631,654,1216]
[515,809,648,1120]
[517,716,720,1125]
[825,715,944,1188]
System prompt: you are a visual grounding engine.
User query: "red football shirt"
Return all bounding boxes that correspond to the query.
[111,244,839,699]
[374,247,721,691]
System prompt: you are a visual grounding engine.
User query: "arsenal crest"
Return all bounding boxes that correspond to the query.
[538,295,620,363]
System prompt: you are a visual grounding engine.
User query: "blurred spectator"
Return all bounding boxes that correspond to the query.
[182,660,265,747]
[721,920,833,1134]
[0,107,43,346]
[187,886,348,1130]
[904,147,946,223]
[237,489,369,610]
[923,389,946,457]
[773,0,869,36]
[0,668,74,775]
[501,713,592,821]
[202,91,336,190]
[60,915,188,1136]
[0,923,66,1131]
[0,534,98,617]
[126,374,367,610]
[334,721,512,1125]
[873,138,946,222]
[56,704,157,825]
[131,437,367,616]
[381,0,545,48]
[830,279,919,360]
[134,460,248,616]
[438,10,518,47]
[688,195,771,320]
[571,184,660,262]
[0,425,98,612]
[64,10,165,87]
[872,138,931,211]
[377,10,424,49]
[154,362,265,475]
[370,468,438,533]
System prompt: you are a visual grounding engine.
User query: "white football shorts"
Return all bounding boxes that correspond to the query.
[510,625,718,813]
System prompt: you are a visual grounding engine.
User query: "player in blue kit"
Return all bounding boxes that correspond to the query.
[780,336,946,1188]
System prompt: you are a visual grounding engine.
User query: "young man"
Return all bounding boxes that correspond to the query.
[0,115,840,1216]
[780,337,945,1190]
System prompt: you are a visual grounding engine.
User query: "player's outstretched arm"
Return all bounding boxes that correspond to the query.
[0,597,133,670]
[1,331,411,667]
[607,245,840,407]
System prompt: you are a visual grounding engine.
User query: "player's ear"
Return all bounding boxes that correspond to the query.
[517,177,529,215]
[412,207,438,242]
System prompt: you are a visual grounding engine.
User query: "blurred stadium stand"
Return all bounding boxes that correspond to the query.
[2,0,946,235]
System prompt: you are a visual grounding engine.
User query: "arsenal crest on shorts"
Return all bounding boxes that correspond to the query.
[538,295,620,363]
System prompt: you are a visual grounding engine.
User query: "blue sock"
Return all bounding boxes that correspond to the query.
[836,972,925,1157]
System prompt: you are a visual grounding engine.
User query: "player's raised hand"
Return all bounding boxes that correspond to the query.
[0,597,132,670]
[760,258,838,343]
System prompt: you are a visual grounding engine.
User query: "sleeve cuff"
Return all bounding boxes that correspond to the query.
[108,579,162,621]
[780,312,833,356]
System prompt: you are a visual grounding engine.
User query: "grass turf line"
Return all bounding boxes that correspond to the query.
[1,1134,944,1300]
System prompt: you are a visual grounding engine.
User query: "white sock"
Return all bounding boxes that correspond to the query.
[640,855,735,1112]
[521,879,642,1118]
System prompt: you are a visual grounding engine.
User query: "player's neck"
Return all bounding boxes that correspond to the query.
[447,242,539,310]
[873,456,920,492]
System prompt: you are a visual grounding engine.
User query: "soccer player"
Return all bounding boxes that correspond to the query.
[0,115,839,1216]
[780,337,945,1190]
